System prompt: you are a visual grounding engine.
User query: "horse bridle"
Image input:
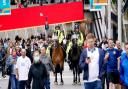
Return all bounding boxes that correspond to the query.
[53,40,59,48]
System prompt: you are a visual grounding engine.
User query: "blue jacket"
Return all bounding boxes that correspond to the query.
[120,53,128,86]
[79,48,105,80]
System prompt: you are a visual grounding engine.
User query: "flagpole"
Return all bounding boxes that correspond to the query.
[107,0,112,39]
[118,0,122,42]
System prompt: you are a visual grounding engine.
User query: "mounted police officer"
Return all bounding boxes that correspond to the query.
[66,23,84,69]
[53,25,64,44]
[66,23,84,55]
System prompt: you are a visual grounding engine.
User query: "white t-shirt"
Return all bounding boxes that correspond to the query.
[16,56,31,81]
[84,48,100,82]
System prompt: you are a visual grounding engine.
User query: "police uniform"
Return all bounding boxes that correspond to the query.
[46,43,52,57]
[77,31,84,46]
[53,26,64,44]
[66,31,83,54]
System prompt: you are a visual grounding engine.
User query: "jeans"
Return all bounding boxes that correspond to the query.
[44,78,50,89]
[18,80,27,89]
[84,80,102,89]
[9,74,18,89]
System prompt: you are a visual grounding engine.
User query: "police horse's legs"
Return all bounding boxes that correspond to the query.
[73,67,76,85]
[54,72,58,85]
[60,68,64,85]
[77,66,81,84]
[54,64,64,85]
[54,65,58,85]
[73,66,78,85]
[72,63,81,85]
[76,66,78,84]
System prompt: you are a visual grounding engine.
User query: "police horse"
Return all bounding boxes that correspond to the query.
[50,34,66,85]
[68,34,82,85]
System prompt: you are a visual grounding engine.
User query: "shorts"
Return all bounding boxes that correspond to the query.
[107,70,120,84]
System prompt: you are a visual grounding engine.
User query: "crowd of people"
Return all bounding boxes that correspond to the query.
[0,24,128,89]
[0,41,55,89]
[0,33,55,89]
[80,33,124,89]
[11,0,81,8]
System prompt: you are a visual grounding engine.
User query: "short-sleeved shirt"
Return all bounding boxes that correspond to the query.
[106,48,120,72]
[16,56,31,81]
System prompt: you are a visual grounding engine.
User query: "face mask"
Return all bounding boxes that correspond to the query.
[34,56,40,63]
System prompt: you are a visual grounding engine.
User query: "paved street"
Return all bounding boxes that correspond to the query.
[0,62,84,89]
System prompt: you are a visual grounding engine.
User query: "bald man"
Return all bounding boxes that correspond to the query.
[16,49,31,89]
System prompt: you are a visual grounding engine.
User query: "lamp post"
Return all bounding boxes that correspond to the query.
[45,16,49,39]
[40,13,49,40]
[45,16,49,31]
[107,0,112,39]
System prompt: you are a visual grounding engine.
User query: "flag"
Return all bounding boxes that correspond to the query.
[93,0,108,5]
[90,0,102,11]
[0,0,11,15]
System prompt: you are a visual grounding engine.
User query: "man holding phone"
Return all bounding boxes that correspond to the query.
[79,33,105,89]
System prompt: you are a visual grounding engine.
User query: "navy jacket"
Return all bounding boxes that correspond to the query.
[79,48,105,80]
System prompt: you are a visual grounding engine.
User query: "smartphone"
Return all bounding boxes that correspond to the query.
[87,57,90,60]
[86,57,91,63]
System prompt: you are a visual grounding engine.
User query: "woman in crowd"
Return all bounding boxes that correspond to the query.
[6,48,19,89]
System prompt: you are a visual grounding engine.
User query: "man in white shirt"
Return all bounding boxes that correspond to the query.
[79,33,104,89]
[16,49,31,89]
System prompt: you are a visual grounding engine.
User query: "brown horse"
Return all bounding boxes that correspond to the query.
[50,39,65,85]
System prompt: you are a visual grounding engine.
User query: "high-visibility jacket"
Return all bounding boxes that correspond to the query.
[77,31,84,46]
[59,32,64,44]
[66,41,73,54]
[46,44,52,57]
[53,30,64,44]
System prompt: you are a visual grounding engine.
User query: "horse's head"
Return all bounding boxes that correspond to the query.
[53,39,59,48]
[62,38,67,45]
[71,34,78,48]
[52,32,59,48]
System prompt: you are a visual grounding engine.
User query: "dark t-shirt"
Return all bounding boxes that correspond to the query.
[106,48,120,72]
